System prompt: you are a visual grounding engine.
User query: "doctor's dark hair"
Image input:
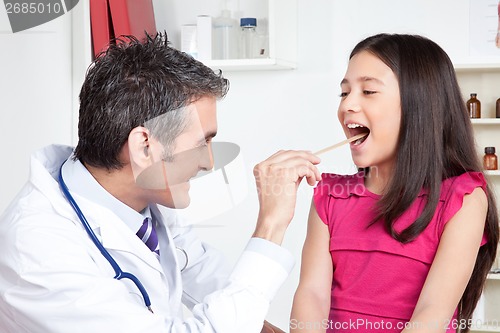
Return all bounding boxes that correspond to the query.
[74,32,229,169]
[351,33,498,332]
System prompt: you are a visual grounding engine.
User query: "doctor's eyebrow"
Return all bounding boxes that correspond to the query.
[198,131,217,145]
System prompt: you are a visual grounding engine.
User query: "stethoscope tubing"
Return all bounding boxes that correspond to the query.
[58,162,153,312]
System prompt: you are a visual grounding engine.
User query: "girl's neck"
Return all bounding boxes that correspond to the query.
[364,165,393,195]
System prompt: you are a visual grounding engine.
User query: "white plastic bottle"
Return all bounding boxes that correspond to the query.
[212,9,238,59]
[239,17,257,59]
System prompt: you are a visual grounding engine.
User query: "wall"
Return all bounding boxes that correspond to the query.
[0,0,483,331]
[0,7,73,212]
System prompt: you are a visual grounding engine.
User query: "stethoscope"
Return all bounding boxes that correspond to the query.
[58,162,189,313]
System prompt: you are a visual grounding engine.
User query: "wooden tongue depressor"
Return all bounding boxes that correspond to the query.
[313,133,368,155]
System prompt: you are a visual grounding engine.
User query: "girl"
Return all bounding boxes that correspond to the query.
[291,33,499,333]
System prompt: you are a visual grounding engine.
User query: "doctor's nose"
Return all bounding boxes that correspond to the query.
[199,142,214,171]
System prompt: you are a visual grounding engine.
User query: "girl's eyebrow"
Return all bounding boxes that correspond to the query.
[341,76,385,86]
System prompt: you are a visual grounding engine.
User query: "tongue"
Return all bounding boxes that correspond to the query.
[353,133,368,145]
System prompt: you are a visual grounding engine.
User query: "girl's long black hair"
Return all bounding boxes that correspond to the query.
[351,33,499,332]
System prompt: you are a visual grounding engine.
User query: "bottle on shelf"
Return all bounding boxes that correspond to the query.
[239,17,258,59]
[212,9,238,60]
[196,15,212,61]
[466,93,481,118]
[484,147,498,170]
[255,18,269,58]
[496,97,500,118]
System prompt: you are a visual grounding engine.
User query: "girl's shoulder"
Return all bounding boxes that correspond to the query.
[439,171,486,202]
[437,172,487,227]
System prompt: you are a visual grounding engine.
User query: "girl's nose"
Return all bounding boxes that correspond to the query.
[339,94,361,114]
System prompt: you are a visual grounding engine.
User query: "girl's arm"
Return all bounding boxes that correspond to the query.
[290,201,333,333]
[403,187,488,333]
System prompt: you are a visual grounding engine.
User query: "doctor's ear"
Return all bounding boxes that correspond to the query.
[128,126,154,174]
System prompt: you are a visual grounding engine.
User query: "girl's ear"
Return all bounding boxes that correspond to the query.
[128,126,153,180]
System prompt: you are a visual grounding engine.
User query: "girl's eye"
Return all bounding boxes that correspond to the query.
[339,92,348,97]
[363,90,377,95]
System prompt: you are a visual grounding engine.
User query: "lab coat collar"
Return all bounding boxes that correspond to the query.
[30,145,166,273]
[27,145,183,312]
[59,153,180,276]
[87,203,165,273]
[60,160,166,274]
[29,145,77,220]
[61,156,144,233]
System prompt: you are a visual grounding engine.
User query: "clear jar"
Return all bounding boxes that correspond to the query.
[484,147,498,170]
[239,17,257,59]
[212,10,238,60]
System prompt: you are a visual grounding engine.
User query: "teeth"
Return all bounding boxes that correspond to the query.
[347,123,364,128]
[354,138,363,145]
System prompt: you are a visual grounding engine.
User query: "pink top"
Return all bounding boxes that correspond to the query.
[313,171,487,333]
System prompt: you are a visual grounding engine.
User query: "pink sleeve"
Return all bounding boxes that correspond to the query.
[439,172,488,245]
[313,175,332,226]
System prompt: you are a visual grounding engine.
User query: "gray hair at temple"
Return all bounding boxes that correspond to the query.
[74,32,229,169]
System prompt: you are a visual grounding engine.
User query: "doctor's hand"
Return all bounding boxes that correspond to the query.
[252,150,321,245]
[261,320,286,333]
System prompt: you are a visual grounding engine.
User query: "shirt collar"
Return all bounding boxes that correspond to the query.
[141,206,152,220]
[325,171,428,199]
[61,156,144,233]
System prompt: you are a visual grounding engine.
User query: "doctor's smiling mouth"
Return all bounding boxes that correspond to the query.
[135,141,246,228]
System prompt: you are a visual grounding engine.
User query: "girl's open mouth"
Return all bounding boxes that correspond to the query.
[347,123,370,146]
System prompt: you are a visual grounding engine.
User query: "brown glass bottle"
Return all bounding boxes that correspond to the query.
[466,93,481,118]
[496,98,500,118]
[484,147,498,170]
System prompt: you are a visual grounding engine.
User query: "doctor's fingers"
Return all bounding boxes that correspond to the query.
[253,155,322,186]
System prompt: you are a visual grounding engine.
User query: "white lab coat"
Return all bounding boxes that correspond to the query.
[0,145,294,333]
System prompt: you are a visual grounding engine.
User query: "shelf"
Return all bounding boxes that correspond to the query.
[454,63,500,72]
[204,57,296,71]
[471,119,500,125]
[154,0,297,72]
[458,65,500,333]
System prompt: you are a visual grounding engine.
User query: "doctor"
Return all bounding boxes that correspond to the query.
[0,33,320,333]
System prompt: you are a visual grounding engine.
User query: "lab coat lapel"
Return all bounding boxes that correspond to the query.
[85,205,164,273]
[29,145,180,315]
[84,201,185,314]
[151,205,183,313]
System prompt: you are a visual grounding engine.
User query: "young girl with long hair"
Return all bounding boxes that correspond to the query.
[291,33,499,333]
